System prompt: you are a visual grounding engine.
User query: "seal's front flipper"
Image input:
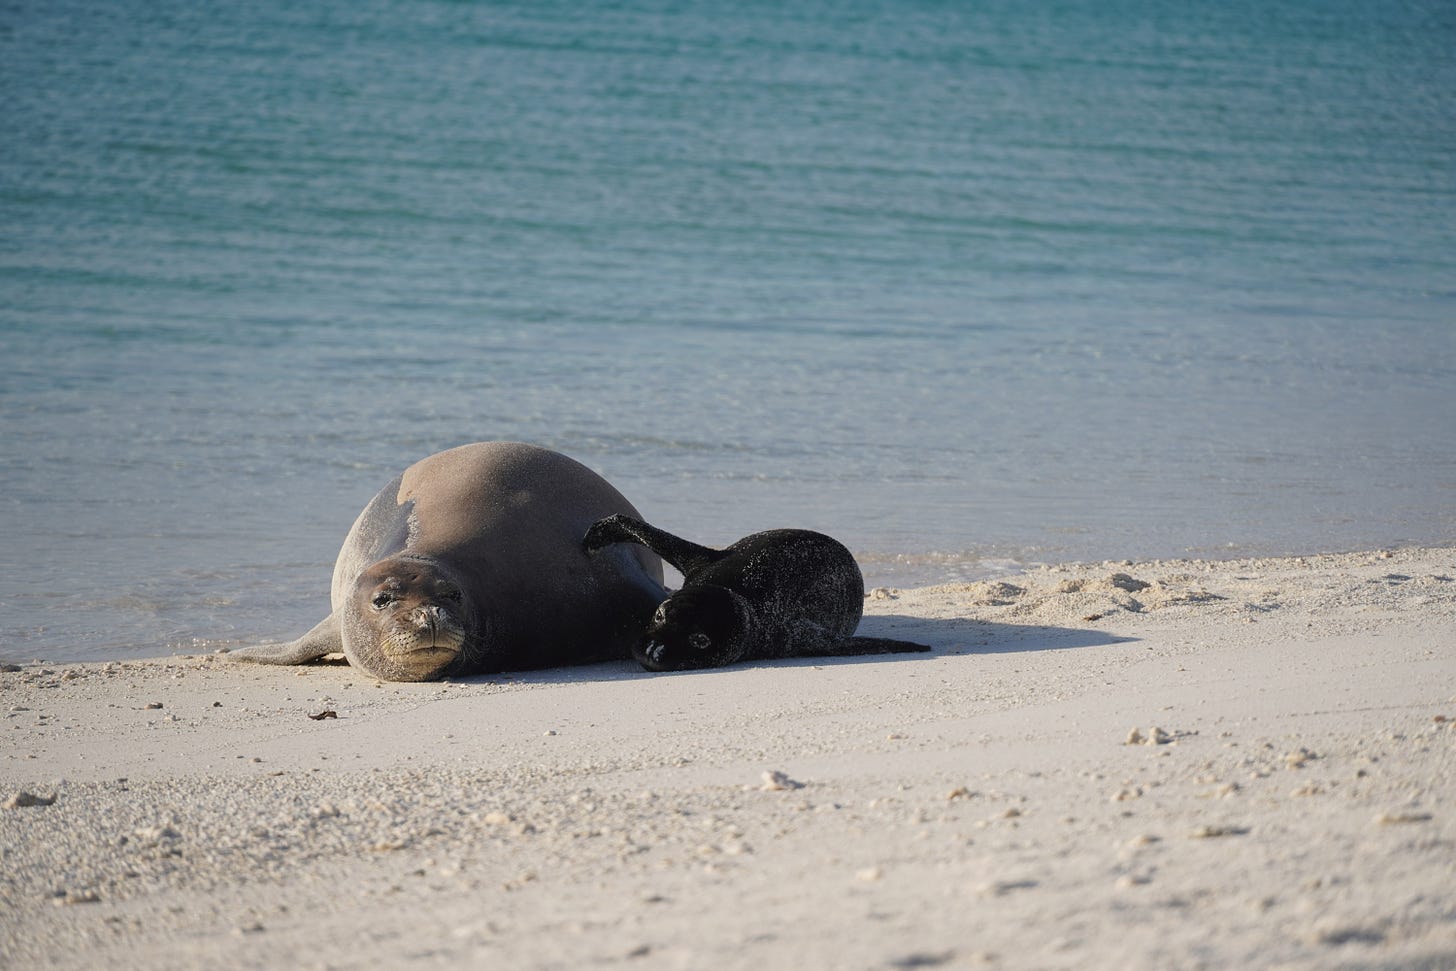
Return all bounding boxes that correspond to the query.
[227,613,343,665]
[583,514,719,575]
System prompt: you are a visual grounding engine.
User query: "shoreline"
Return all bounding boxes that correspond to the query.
[4,546,1454,969]
[10,540,1456,669]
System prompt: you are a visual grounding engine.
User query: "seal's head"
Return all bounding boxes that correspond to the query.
[634,586,751,672]
[345,557,476,681]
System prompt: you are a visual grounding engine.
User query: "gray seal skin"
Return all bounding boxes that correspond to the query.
[582,514,930,672]
[229,442,666,682]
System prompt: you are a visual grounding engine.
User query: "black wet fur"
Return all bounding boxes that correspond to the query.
[583,514,931,671]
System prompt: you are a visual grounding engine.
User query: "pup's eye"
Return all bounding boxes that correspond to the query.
[371,593,395,610]
[689,632,711,650]
[654,603,669,622]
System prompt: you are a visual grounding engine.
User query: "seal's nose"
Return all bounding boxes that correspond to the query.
[634,641,668,672]
[411,606,444,639]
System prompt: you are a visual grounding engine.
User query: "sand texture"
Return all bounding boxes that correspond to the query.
[3,547,1454,969]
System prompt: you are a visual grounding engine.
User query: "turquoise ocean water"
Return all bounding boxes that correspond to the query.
[3,0,1454,663]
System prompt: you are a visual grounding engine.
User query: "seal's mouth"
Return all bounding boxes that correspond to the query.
[380,633,465,682]
[386,629,465,656]
[401,644,461,658]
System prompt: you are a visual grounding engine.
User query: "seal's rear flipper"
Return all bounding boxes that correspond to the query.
[820,635,932,657]
[227,613,343,665]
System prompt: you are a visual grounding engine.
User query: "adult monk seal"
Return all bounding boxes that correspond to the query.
[229,443,666,682]
[582,514,930,672]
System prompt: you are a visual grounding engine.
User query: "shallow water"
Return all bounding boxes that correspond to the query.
[3,0,1454,663]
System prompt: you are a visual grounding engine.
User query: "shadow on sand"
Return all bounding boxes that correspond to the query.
[471,614,1132,686]
[857,612,1131,656]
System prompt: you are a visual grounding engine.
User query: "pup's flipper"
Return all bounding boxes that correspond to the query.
[583,513,720,576]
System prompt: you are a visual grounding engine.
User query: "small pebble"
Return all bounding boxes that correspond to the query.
[761,770,804,791]
[54,890,101,906]
[977,879,1037,897]
[1307,923,1386,946]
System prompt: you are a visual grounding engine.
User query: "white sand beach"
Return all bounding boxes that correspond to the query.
[3,547,1454,970]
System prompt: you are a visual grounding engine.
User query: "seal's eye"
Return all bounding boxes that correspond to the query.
[370,593,395,610]
[439,587,463,603]
[654,603,669,622]
[689,632,711,650]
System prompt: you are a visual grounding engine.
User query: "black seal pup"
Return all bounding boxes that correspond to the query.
[229,443,666,682]
[583,513,930,672]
